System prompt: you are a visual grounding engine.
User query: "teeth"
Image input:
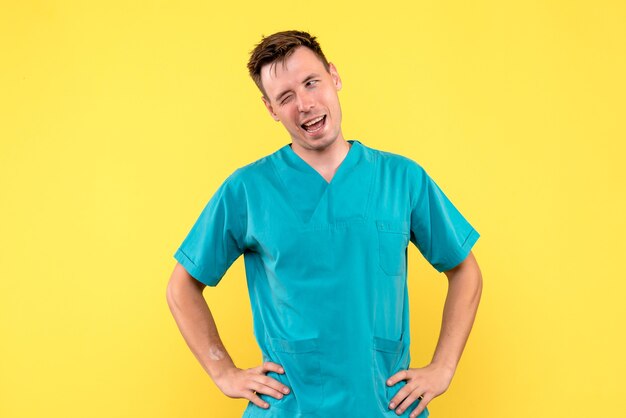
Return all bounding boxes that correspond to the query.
[304,116,324,126]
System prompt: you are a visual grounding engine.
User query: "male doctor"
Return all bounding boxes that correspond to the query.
[166,30,483,418]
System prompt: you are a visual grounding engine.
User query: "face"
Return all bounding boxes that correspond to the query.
[260,46,344,152]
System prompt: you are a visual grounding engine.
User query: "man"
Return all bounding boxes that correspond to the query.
[166,30,482,418]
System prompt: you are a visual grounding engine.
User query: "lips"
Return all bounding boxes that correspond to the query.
[301,115,326,133]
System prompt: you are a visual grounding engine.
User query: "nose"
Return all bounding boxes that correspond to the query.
[296,91,315,113]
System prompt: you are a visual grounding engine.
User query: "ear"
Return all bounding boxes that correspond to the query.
[329,63,342,91]
[262,96,280,121]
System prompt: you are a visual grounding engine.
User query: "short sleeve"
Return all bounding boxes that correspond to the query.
[173,171,247,286]
[409,164,480,273]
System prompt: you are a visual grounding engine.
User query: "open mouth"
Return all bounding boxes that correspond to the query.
[301,115,326,133]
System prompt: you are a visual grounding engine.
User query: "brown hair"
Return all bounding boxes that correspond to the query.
[247,30,330,99]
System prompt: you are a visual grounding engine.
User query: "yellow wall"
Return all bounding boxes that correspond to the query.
[1,1,624,417]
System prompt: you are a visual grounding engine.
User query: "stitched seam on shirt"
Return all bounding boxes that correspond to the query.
[361,149,378,220]
[268,156,306,226]
[460,228,476,248]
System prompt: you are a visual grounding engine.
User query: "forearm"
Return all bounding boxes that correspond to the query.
[431,257,483,374]
[166,273,236,380]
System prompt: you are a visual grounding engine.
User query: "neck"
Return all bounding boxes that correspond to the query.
[291,138,350,164]
[290,139,352,182]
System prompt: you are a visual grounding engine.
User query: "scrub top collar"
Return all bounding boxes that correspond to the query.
[279,139,363,186]
[272,140,372,225]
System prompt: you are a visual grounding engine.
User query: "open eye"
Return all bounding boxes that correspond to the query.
[306,80,319,87]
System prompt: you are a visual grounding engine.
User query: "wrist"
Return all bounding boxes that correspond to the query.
[430,359,457,379]
[206,357,237,381]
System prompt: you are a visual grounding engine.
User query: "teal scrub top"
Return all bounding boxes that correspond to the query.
[173,140,480,418]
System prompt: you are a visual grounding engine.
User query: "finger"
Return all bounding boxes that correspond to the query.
[409,393,434,418]
[388,383,419,410]
[256,373,291,395]
[386,369,408,386]
[394,388,425,416]
[260,361,285,374]
[246,390,271,409]
[248,380,286,401]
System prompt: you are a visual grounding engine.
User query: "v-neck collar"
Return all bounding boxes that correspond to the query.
[271,139,371,226]
[281,140,362,185]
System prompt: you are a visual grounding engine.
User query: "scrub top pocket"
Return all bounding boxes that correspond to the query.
[376,220,410,276]
[372,336,405,402]
[265,336,324,414]
[372,335,426,417]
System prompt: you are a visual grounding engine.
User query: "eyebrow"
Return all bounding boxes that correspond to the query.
[274,73,321,102]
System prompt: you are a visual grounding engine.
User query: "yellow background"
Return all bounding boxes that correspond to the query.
[1,1,624,417]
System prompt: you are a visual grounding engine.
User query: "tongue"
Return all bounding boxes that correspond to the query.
[305,116,325,132]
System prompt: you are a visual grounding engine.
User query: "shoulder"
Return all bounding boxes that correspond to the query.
[361,142,427,177]
[221,146,282,190]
